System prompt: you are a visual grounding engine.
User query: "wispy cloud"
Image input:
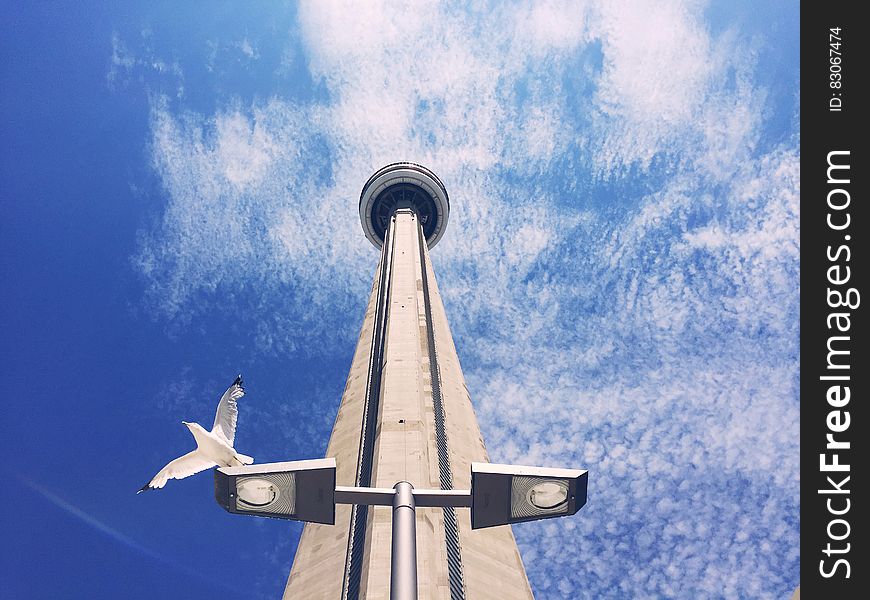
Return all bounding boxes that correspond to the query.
[18,475,258,595]
[108,31,185,98]
[131,1,799,596]
[20,475,166,561]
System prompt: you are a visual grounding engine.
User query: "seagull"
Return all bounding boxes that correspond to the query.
[138,375,254,493]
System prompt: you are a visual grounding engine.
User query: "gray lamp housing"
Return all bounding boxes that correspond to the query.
[214,458,336,524]
[470,462,588,529]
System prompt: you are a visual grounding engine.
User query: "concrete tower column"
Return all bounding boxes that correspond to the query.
[284,164,534,599]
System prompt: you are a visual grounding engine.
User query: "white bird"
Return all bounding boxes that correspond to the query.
[138,375,254,493]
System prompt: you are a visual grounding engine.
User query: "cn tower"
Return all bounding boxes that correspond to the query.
[284,164,534,599]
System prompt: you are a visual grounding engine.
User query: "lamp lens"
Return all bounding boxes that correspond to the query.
[528,481,568,510]
[510,476,571,519]
[234,473,296,514]
[237,478,279,507]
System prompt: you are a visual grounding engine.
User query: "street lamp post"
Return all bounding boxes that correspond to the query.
[214,460,587,599]
[391,482,417,600]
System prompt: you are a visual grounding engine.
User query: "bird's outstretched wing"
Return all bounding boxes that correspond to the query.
[212,374,244,445]
[138,450,217,493]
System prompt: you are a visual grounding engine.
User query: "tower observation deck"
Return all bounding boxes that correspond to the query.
[285,163,534,599]
[359,162,450,250]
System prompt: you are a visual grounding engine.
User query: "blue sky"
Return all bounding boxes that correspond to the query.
[1,2,799,598]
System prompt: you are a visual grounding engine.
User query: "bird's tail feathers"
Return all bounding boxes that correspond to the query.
[232,453,254,466]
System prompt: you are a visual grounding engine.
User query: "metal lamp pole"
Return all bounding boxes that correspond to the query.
[390,482,417,600]
[332,482,472,600]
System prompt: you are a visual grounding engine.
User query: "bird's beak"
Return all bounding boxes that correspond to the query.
[181,421,190,426]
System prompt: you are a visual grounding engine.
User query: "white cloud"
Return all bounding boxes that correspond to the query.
[237,37,258,60]
[108,31,185,97]
[18,476,250,595]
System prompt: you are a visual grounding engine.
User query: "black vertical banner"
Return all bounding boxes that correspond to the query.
[801,4,866,598]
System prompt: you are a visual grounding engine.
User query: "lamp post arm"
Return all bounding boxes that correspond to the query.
[412,488,472,507]
[335,486,396,505]
[334,485,471,508]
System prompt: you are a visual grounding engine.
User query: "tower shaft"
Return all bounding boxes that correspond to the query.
[285,210,533,599]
